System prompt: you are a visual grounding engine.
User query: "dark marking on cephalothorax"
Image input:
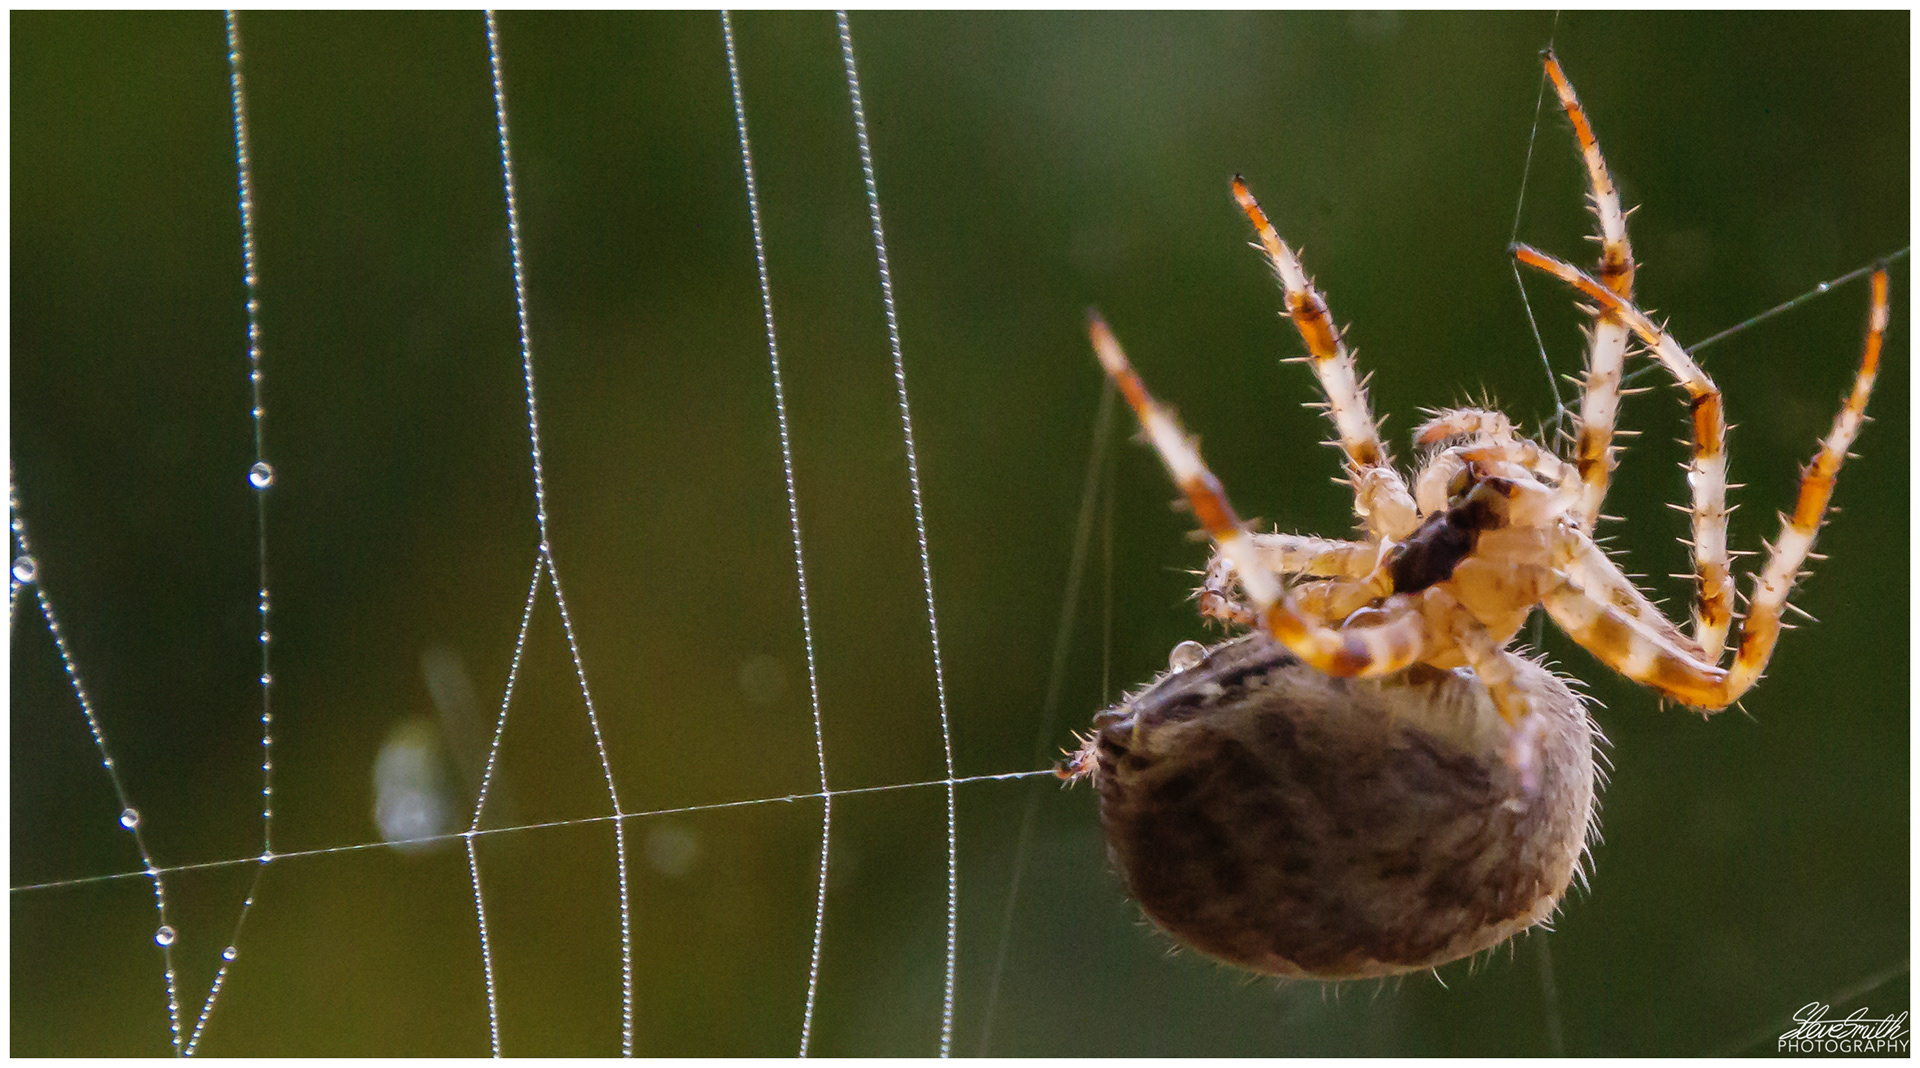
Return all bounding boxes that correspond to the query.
[1386,492,1500,593]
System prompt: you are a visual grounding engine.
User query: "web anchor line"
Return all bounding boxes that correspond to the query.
[1617,246,1911,389]
[481,12,634,1056]
[977,383,1117,1055]
[837,11,962,1057]
[11,769,1057,895]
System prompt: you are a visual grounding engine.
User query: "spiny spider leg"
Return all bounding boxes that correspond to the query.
[1199,533,1379,626]
[1544,49,1637,532]
[1412,407,1517,446]
[1409,435,1585,520]
[1088,311,1425,677]
[1549,522,1702,644]
[1532,267,1889,708]
[1731,268,1890,694]
[1514,243,1734,660]
[1244,532,1380,576]
[1232,177,1420,542]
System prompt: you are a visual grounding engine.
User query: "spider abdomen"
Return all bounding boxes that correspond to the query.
[1082,632,1594,979]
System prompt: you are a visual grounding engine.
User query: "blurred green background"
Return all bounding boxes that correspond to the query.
[11,10,1908,1056]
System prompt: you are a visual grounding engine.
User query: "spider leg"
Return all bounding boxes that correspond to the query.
[1721,267,1889,700]
[1412,407,1516,448]
[1549,522,1702,652]
[1412,438,1581,518]
[1513,244,1733,660]
[1544,50,1637,532]
[1246,531,1381,576]
[1206,574,1399,630]
[1457,441,1580,494]
[1294,574,1396,624]
[1541,266,1888,709]
[1199,533,1379,626]
[1232,177,1419,541]
[1090,312,1425,677]
[1541,577,1726,708]
[1431,588,1551,790]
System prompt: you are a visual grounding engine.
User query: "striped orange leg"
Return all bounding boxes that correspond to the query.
[1549,522,1701,643]
[1089,312,1426,677]
[1233,177,1420,542]
[1514,243,1735,661]
[1717,267,1889,700]
[1540,269,1888,709]
[1544,50,1637,533]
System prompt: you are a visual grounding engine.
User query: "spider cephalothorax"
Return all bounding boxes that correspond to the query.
[1064,51,1889,979]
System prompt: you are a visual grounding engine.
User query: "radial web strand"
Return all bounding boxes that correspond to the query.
[10,471,189,1053]
[837,11,961,1056]
[720,11,837,1058]
[183,13,283,1053]
[480,11,635,1055]
[464,560,543,1058]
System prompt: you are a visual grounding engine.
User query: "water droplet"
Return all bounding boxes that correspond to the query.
[120,808,141,829]
[222,946,238,961]
[154,926,177,947]
[259,630,271,644]
[1816,282,1831,293]
[11,555,37,583]
[1168,640,1207,673]
[260,673,273,687]
[248,462,274,489]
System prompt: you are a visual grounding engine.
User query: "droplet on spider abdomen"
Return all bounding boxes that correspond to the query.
[1075,631,1595,979]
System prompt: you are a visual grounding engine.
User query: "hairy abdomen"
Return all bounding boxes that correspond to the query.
[1086,632,1594,979]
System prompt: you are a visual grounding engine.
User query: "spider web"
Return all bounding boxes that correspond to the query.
[11,12,1908,1057]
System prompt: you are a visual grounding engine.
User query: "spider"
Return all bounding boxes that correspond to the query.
[1064,51,1889,979]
